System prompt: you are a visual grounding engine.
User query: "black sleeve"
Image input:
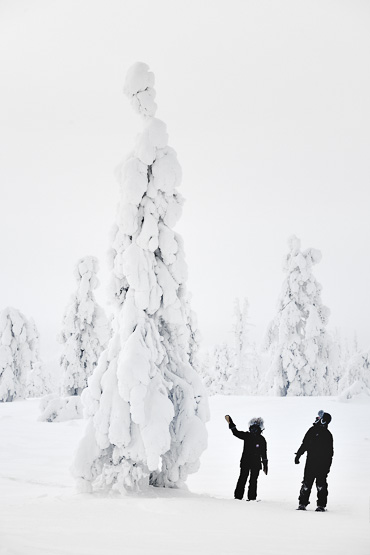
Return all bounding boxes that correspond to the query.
[296,428,313,458]
[261,436,268,462]
[327,432,334,465]
[229,424,248,440]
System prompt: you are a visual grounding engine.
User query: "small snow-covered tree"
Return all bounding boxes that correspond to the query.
[26,319,52,397]
[263,236,335,396]
[231,298,260,394]
[212,342,233,394]
[198,350,214,392]
[339,349,370,399]
[0,307,40,402]
[73,63,208,493]
[59,256,110,396]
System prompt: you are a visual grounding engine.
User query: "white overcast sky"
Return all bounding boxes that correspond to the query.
[0,0,369,359]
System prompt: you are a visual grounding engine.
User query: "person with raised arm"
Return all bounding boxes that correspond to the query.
[225,414,268,501]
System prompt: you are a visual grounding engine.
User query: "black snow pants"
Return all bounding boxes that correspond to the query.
[298,462,329,508]
[234,464,260,500]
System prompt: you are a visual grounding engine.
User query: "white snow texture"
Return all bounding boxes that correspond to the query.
[39,394,83,422]
[73,63,209,493]
[339,349,370,399]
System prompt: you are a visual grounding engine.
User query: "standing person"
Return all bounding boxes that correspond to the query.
[225,415,268,501]
[295,410,334,512]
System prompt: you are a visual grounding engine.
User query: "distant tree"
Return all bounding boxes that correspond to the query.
[59,256,110,396]
[0,307,40,402]
[73,63,208,493]
[263,236,335,396]
[212,342,233,394]
[26,319,52,397]
[198,350,214,392]
[339,349,370,399]
[231,298,260,394]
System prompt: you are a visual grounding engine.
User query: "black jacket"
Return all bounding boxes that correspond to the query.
[296,425,334,470]
[229,424,268,469]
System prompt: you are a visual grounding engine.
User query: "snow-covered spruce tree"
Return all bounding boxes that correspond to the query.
[263,236,334,396]
[211,342,233,394]
[198,350,214,393]
[339,349,370,399]
[73,63,209,493]
[59,256,110,396]
[0,307,40,402]
[26,319,51,397]
[231,298,260,394]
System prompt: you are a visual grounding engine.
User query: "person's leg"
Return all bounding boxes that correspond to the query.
[316,469,329,508]
[298,464,315,507]
[234,465,249,500]
[248,466,260,500]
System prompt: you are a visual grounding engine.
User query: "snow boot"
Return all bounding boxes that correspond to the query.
[315,506,326,512]
[297,504,307,511]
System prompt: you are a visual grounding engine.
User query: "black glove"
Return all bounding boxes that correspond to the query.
[263,460,268,475]
[225,415,235,428]
[294,454,300,464]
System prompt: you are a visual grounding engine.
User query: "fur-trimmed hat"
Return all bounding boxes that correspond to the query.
[248,417,264,430]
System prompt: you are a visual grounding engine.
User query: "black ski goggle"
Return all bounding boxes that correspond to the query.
[314,416,328,425]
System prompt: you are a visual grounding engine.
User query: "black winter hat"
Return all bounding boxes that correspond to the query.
[314,410,332,426]
[322,412,332,425]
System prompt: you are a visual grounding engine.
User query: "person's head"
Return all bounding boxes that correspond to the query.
[248,417,264,434]
[313,410,332,427]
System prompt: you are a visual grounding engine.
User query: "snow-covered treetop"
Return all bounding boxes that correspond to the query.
[110,63,183,313]
[284,235,322,273]
[279,235,329,325]
[73,256,100,292]
[123,62,157,118]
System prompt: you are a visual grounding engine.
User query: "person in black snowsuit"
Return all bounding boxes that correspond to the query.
[295,410,334,512]
[225,414,268,501]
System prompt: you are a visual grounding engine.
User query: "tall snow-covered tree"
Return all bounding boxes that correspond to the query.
[73,63,209,493]
[263,236,334,396]
[0,307,40,402]
[59,256,110,396]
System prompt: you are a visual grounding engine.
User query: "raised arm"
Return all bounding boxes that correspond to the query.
[225,415,247,440]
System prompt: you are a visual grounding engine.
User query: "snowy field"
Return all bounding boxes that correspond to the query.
[0,395,369,555]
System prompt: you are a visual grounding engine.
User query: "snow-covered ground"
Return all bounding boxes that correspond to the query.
[0,395,369,555]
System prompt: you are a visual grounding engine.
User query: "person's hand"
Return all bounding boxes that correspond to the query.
[294,455,300,464]
[263,462,268,475]
[225,415,230,423]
